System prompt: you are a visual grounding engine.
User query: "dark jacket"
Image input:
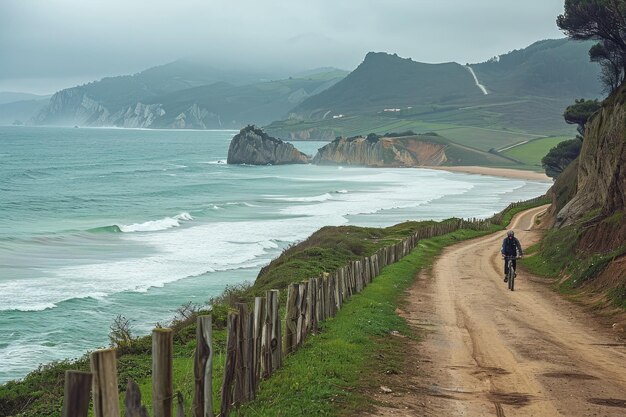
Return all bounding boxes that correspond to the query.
[501,236,523,256]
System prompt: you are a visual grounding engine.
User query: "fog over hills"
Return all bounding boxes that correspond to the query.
[0,37,595,132]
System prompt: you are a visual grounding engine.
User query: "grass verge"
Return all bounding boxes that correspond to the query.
[0,197,546,417]
[235,229,491,416]
[522,223,626,305]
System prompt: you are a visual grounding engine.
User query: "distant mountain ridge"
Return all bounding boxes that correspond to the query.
[31,60,347,128]
[8,38,603,131]
[291,52,484,119]
[473,38,600,98]
[291,39,601,120]
[0,92,51,105]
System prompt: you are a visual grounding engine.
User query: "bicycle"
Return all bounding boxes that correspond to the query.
[503,255,520,291]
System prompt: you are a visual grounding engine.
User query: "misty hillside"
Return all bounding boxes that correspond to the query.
[265,38,603,146]
[473,39,600,97]
[136,74,345,128]
[292,39,601,119]
[31,60,347,128]
[290,52,484,118]
[0,92,51,105]
[0,98,50,125]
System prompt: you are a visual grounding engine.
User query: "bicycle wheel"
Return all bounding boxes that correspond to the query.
[510,266,515,291]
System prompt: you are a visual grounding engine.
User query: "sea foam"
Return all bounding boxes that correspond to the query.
[118,212,193,233]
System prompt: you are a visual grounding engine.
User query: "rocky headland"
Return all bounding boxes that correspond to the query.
[312,133,448,167]
[226,125,310,165]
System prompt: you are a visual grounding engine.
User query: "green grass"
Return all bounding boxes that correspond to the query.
[438,126,542,151]
[502,136,573,167]
[499,197,551,228]
[522,224,626,301]
[1,198,547,417]
[235,229,491,416]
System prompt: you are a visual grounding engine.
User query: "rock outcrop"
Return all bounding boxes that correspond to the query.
[312,134,447,167]
[553,84,626,252]
[227,126,310,165]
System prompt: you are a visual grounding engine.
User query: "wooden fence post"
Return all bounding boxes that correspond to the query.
[244,309,254,402]
[297,282,307,345]
[334,271,342,311]
[90,349,120,417]
[125,379,149,417]
[261,295,270,379]
[316,277,324,323]
[268,290,282,371]
[328,274,336,317]
[306,278,316,333]
[253,296,265,395]
[62,370,92,417]
[345,264,352,298]
[221,313,238,417]
[284,283,299,355]
[193,315,213,417]
[153,328,173,417]
[323,275,331,319]
[233,303,248,404]
[354,261,362,294]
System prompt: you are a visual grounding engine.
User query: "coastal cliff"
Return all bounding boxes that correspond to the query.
[312,134,448,167]
[554,84,626,250]
[34,89,219,129]
[227,125,310,165]
[538,82,626,311]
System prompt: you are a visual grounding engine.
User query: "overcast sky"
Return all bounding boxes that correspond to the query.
[0,0,566,94]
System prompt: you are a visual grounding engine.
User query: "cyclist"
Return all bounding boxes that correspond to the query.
[501,230,523,282]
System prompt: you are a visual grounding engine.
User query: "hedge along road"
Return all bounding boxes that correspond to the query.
[372,206,626,417]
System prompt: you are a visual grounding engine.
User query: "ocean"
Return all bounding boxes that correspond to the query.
[0,126,551,383]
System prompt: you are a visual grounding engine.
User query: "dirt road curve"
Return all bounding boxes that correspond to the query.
[373,206,626,417]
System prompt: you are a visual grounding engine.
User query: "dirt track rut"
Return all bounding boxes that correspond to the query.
[371,206,626,417]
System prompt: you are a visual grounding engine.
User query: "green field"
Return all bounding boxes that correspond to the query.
[502,136,573,167]
[436,126,542,151]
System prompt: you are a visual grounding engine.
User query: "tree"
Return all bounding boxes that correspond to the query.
[542,138,584,178]
[590,40,626,92]
[109,314,134,348]
[558,0,626,92]
[563,98,601,135]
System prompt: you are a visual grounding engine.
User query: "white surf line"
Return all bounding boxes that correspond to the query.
[465,65,489,95]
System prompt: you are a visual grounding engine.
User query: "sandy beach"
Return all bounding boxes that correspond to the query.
[423,166,552,181]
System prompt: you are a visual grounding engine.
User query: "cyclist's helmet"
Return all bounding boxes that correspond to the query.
[507,230,515,237]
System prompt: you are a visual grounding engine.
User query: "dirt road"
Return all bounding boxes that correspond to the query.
[372,206,626,416]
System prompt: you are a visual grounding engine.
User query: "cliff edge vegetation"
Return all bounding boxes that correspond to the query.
[0,198,545,417]
[525,82,626,313]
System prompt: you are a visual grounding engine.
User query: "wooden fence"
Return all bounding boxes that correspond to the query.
[61,216,504,417]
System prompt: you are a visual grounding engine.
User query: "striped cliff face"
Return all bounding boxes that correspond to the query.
[312,135,447,167]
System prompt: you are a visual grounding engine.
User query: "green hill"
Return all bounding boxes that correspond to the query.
[291,39,601,122]
[291,52,483,119]
[140,73,346,129]
[473,39,600,98]
[34,63,348,128]
[266,39,600,157]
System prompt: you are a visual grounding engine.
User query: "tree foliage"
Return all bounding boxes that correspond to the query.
[590,40,626,91]
[563,98,601,135]
[109,314,134,348]
[557,0,626,93]
[542,138,583,178]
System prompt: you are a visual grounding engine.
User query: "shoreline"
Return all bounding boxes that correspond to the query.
[423,165,551,182]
